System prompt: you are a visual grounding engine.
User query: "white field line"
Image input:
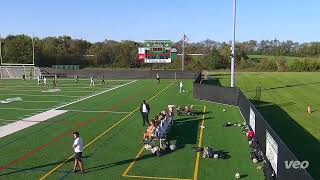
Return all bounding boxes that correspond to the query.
[0,107,130,114]
[67,109,131,114]
[0,79,132,84]
[22,100,60,103]
[0,80,137,138]
[52,80,137,110]
[0,94,82,97]
[0,110,68,138]
[0,85,118,89]
[0,89,102,93]
[0,107,49,111]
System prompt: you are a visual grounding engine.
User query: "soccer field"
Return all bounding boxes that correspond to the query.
[211,72,320,179]
[0,78,264,180]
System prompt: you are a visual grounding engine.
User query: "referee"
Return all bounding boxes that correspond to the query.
[140,100,150,126]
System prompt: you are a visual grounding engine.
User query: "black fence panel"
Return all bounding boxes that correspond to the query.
[194,82,313,180]
[193,83,239,106]
[237,91,313,180]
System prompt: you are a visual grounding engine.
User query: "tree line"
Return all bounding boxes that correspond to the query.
[0,35,319,71]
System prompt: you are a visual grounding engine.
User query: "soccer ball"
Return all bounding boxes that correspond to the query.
[237,123,241,127]
[223,109,226,112]
[213,154,219,159]
[235,173,241,179]
[169,144,177,151]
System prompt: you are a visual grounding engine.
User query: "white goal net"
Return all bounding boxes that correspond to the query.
[0,65,41,79]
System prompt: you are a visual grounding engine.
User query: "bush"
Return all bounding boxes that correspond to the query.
[276,58,288,72]
[289,59,320,72]
[258,59,278,71]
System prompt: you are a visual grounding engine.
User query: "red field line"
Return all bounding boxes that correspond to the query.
[0,89,142,173]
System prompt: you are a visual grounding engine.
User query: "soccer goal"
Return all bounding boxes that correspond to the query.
[0,65,41,79]
[0,35,41,79]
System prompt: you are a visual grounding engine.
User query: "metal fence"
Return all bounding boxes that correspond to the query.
[193,74,313,180]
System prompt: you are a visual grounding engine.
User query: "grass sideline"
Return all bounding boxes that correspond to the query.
[0,79,263,179]
[211,71,320,179]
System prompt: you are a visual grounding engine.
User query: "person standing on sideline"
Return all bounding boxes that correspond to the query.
[43,77,47,88]
[90,76,95,86]
[53,77,56,87]
[75,75,78,84]
[72,131,84,173]
[37,76,40,86]
[101,74,105,86]
[156,73,160,84]
[54,74,58,84]
[179,81,183,93]
[140,100,150,126]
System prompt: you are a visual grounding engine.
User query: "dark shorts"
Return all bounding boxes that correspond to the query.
[157,78,160,80]
[75,152,83,161]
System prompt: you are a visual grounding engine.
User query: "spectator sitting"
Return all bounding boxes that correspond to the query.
[143,120,157,140]
[247,129,255,141]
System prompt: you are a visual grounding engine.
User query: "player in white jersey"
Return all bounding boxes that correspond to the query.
[179,81,183,93]
[43,77,47,87]
[37,76,40,86]
[90,77,95,86]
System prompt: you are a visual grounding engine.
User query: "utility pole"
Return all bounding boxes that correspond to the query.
[0,34,2,65]
[182,33,185,71]
[231,0,236,87]
[32,35,35,65]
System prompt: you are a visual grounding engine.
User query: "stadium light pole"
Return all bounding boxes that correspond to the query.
[231,0,236,87]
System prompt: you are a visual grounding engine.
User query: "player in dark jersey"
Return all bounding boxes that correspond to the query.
[101,74,105,86]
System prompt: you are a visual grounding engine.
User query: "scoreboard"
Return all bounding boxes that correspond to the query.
[138,40,177,63]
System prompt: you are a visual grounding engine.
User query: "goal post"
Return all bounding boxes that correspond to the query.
[0,35,39,79]
[0,65,40,79]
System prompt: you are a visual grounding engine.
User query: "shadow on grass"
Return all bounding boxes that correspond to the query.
[84,153,155,174]
[0,155,81,176]
[169,112,211,151]
[252,100,320,180]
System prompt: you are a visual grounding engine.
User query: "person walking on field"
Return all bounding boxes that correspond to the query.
[140,100,150,126]
[90,76,95,86]
[101,74,105,86]
[43,77,47,88]
[179,81,183,93]
[37,76,40,86]
[156,73,160,84]
[72,131,84,173]
[75,75,79,84]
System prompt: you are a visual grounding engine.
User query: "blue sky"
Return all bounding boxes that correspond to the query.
[1,0,319,42]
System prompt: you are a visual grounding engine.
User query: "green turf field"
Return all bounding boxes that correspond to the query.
[0,78,264,180]
[211,72,320,179]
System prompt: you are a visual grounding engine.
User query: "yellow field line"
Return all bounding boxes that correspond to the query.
[123,174,192,180]
[193,106,206,180]
[39,81,175,180]
[122,146,145,176]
